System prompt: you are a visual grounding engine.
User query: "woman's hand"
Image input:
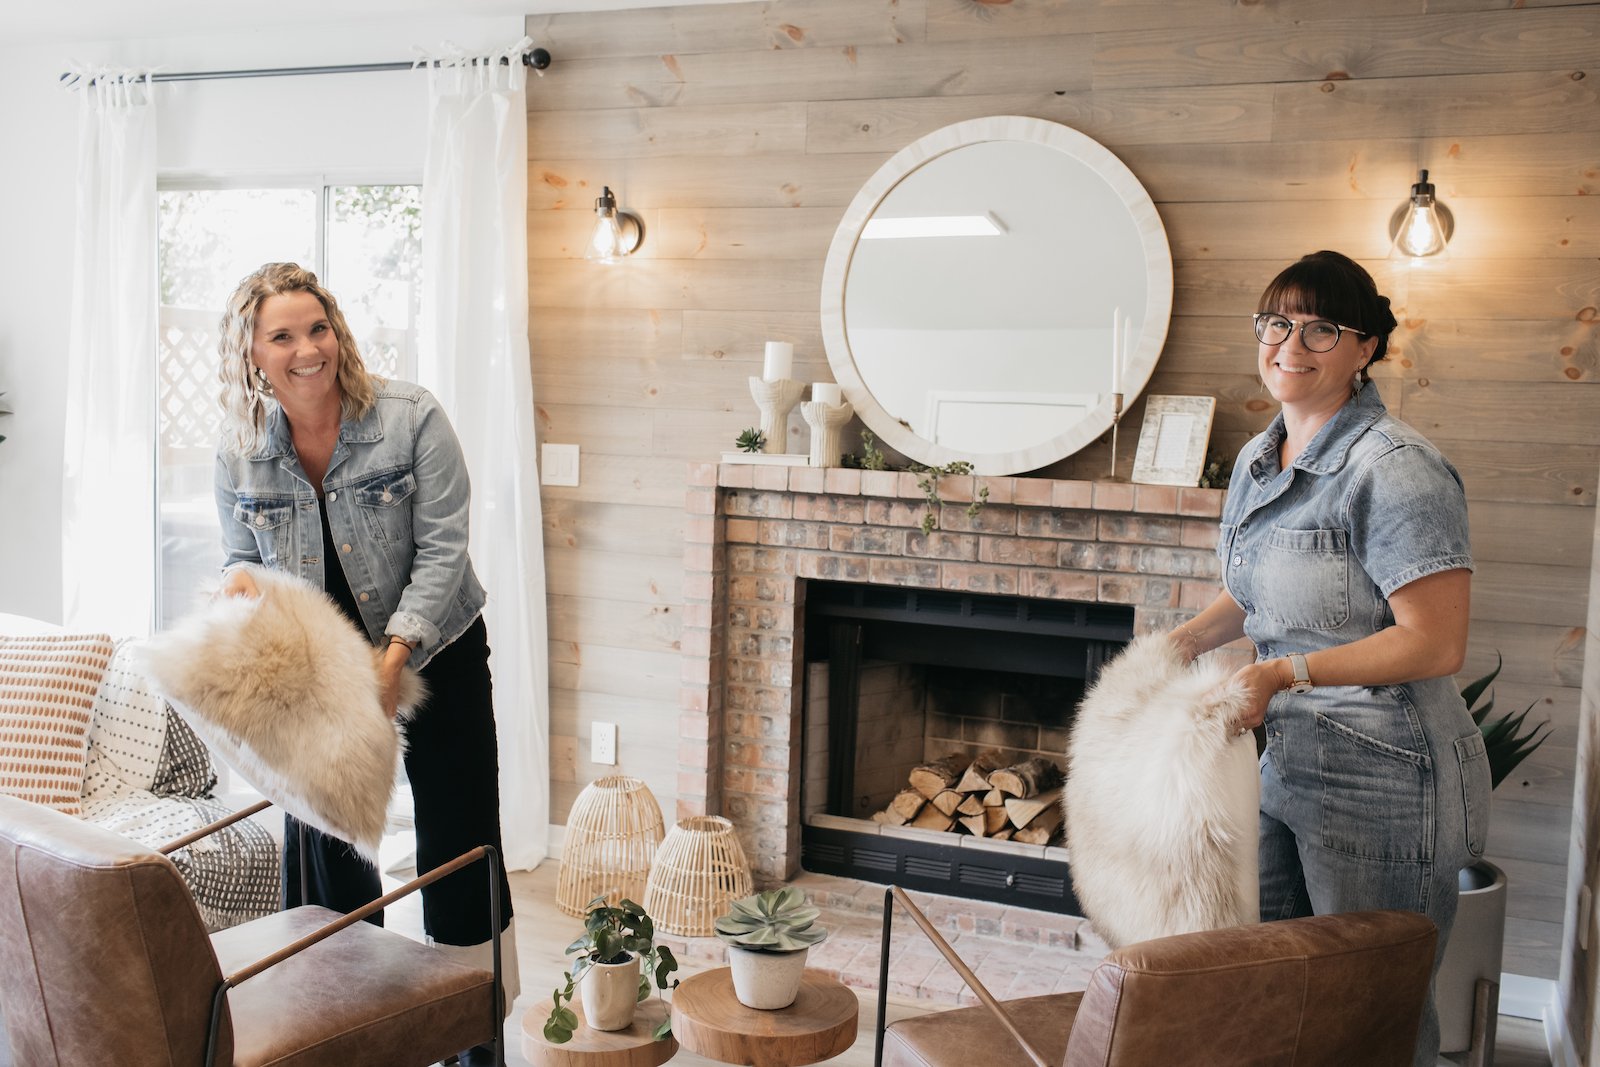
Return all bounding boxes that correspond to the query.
[1226,658,1291,734]
[378,640,412,720]
[218,568,261,600]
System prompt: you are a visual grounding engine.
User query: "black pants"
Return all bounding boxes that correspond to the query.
[282,617,514,946]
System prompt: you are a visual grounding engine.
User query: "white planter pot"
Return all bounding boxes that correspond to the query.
[1435,860,1506,1054]
[581,953,641,1032]
[727,944,810,1009]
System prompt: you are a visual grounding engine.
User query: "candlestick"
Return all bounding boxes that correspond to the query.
[762,341,794,383]
[1109,391,1124,480]
[748,376,804,454]
[801,398,854,468]
[1110,306,1122,396]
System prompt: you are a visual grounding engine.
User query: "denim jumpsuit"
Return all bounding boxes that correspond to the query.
[1219,382,1490,1067]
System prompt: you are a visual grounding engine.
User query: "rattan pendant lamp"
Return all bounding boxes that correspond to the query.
[555,775,665,916]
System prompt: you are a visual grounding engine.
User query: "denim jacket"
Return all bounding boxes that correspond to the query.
[214,380,486,669]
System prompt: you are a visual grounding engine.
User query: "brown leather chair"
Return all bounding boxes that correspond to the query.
[874,886,1437,1067]
[0,793,505,1067]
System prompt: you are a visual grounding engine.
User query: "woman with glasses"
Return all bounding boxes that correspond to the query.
[1168,250,1487,1067]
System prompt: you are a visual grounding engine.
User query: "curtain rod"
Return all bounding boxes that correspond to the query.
[61,47,551,85]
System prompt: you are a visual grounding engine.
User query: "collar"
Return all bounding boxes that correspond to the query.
[247,397,385,459]
[1246,381,1388,479]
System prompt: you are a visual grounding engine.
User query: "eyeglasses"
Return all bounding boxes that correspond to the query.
[1252,313,1366,353]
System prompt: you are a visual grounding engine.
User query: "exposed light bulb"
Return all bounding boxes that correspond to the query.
[1391,169,1450,260]
[585,185,642,264]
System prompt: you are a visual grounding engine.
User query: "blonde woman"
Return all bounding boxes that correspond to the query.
[214,262,515,1067]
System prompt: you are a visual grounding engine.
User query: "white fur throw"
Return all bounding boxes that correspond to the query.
[140,568,423,860]
[1063,633,1259,948]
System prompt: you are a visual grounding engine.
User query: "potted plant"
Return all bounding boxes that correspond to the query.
[1436,655,1552,1055]
[543,896,679,1042]
[714,886,828,1010]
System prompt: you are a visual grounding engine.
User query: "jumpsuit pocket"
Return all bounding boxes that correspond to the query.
[352,469,416,545]
[1455,731,1491,859]
[1256,526,1350,630]
[232,497,294,566]
[1316,710,1432,862]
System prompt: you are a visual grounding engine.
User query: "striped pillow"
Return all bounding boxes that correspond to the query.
[0,632,116,815]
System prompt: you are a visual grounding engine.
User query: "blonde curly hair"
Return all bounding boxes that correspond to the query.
[217,262,378,455]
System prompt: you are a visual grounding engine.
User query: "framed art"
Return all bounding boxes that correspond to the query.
[1131,395,1216,487]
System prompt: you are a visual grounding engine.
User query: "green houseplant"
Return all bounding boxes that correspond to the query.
[1436,654,1552,1056]
[714,886,828,1009]
[543,896,678,1043]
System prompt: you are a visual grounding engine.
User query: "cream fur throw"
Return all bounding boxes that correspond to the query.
[1063,633,1259,948]
[140,568,423,860]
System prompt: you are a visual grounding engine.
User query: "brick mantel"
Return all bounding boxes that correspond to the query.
[678,461,1227,881]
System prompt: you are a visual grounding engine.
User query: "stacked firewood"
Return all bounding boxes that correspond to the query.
[870,751,1064,845]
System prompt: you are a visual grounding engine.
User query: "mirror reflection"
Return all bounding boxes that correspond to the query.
[822,117,1172,475]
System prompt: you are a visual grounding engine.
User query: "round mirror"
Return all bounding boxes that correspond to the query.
[820,116,1172,475]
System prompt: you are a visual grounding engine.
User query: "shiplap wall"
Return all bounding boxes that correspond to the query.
[525,0,1600,979]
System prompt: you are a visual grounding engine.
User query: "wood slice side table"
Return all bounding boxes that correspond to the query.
[521,998,678,1067]
[671,968,859,1066]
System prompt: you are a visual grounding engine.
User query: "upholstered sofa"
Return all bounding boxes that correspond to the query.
[0,613,280,931]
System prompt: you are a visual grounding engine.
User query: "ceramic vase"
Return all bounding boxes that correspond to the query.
[1435,860,1506,1054]
[726,944,809,1009]
[581,953,642,1031]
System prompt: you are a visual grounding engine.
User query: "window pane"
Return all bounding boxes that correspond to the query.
[326,186,422,380]
[156,189,316,627]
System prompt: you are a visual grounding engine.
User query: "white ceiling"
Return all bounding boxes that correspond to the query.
[1,0,743,45]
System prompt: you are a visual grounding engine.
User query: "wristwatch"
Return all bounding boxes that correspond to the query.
[1286,653,1313,695]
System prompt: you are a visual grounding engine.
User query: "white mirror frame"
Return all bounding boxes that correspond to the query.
[820,116,1173,476]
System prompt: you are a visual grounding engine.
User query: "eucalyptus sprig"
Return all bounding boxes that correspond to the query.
[543,896,679,1044]
[911,460,989,535]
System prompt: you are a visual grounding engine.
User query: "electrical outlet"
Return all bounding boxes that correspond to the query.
[591,721,617,765]
[541,443,580,487]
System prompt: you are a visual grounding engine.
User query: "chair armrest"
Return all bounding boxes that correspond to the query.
[157,798,274,855]
[204,844,505,1067]
[875,885,1050,1067]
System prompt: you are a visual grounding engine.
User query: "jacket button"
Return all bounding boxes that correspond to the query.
[328,491,338,502]
[359,592,370,602]
[1233,555,1243,566]
[342,543,352,553]
[255,515,267,527]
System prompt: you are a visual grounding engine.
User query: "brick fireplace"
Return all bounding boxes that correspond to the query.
[678,462,1227,883]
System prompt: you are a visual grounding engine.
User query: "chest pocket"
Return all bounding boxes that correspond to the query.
[232,497,295,566]
[352,470,416,545]
[1256,526,1350,630]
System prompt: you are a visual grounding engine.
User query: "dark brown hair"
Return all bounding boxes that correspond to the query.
[1257,250,1397,369]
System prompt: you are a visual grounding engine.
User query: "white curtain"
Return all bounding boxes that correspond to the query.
[419,39,549,870]
[60,71,157,634]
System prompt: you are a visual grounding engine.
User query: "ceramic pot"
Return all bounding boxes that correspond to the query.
[581,953,641,1032]
[726,944,810,1009]
[1435,860,1506,1054]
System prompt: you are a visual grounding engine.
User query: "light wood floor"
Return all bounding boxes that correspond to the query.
[385,861,1554,1067]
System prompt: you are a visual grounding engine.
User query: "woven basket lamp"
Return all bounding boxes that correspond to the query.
[643,815,755,937]
[555,775,665,917]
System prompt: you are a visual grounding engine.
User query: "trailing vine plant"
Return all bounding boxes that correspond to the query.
[842,430,989,534]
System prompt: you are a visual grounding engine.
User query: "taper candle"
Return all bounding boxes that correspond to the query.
[1110,307,1123,395]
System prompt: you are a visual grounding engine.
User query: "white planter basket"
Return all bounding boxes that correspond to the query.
[726,944,810,1010]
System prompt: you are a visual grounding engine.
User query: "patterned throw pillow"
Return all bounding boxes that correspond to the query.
[150,706,218,798]
[83,638,170,800]
[0,632,116,815]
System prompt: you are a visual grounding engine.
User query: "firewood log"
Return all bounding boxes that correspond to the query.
[872,808,908,827]
[956,794,986,817]
[909,755,968,800]
[989,757,1063,799]
[991,828,1013,841]
[954,750,1006,793]
[1013,804,1064,846]
[983,788,1005,807]
[958,813,988,837]
[982,805,1010,835]
[932,789,965,816]
[1004,787,1063,830]
[909,806,955,832]
[890,789,926,821]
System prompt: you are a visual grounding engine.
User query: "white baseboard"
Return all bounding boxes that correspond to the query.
[1499,973,1581,1067]
[546,822,565,861]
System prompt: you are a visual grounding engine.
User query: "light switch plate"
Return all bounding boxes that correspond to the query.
[542,443,580,486]
[591,721,617,765]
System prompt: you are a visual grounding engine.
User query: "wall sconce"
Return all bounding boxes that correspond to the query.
[587,186,643,263]
[1388,169,1453,260]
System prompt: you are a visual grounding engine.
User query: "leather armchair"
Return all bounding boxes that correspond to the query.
[875,886,1437,1067]
[0,793,505,1067]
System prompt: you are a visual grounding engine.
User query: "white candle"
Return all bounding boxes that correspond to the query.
[762,341,794,382]
[812,382,843,407]
[1110,307,1123,395]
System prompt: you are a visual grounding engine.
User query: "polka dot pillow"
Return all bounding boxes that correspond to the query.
[0,632,116,815]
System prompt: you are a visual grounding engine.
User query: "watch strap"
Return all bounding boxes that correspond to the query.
[1286,653,1313,694]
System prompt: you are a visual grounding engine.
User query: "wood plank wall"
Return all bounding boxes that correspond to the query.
[525,0,1600,979]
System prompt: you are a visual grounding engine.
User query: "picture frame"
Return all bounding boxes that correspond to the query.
[1131,395,1216,487]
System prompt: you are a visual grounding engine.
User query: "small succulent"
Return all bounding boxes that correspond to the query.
[715,887,829,952]
[736,427,766,453]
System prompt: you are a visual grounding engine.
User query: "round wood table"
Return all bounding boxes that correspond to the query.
[521,997,678,1067]
[670,968,859,1066]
